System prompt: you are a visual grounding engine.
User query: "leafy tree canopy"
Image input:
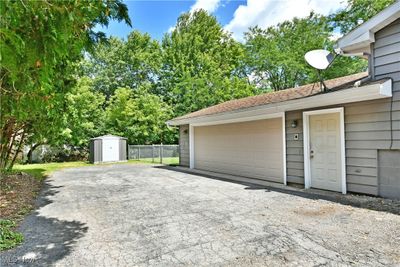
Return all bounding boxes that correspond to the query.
[330,0,396,34]
[161,10,258,115]
[244,13,367,91]
[63,77,106,147]
[104,86,176,144]
[81,31,162,99]
[0,0,131,170]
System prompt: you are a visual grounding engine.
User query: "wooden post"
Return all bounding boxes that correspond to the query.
[138,146,141,160]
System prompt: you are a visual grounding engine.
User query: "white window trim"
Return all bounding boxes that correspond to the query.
[189,112,287,184]
[302,107,347,194]
[282,114,287,185]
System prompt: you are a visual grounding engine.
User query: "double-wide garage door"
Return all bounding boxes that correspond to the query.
[194,118,284,183]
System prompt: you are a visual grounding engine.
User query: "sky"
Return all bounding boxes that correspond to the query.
[96,0,348,41]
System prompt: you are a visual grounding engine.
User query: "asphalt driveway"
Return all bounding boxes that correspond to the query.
[1,164,400,266]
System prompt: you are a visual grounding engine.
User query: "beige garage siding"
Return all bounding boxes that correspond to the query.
[194,118,284,183]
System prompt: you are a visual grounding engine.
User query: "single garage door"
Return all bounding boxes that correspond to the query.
[194,118,284,183]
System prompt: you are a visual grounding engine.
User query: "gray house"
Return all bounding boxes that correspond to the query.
[167,3,400,199]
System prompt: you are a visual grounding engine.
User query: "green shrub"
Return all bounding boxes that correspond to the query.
[0,220,24,251]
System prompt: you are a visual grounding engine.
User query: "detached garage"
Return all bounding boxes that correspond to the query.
[168,4,400,198]
[89,135,127,164]
[168,72,394,195]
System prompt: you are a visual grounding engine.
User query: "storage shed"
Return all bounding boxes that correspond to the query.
[89,135,127,163]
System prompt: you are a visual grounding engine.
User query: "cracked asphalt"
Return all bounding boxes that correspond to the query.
[1,164,400,266]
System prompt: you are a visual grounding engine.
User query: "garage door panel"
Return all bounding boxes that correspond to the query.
[194,118,284,182]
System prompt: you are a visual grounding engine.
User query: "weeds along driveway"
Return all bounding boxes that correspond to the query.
[1,164,399,266]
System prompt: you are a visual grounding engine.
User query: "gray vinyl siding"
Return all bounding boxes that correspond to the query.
[89,140,94,163]
[285,111,304,185]
[284,18,400,195]
[285,99,399,195]
[372,18,400,197]
[179,125,190,167]
[119,139,127,161]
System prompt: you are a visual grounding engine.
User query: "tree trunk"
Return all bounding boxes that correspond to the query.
[0,120,15,170]
[27,143,42,164]
[8,131,26,170]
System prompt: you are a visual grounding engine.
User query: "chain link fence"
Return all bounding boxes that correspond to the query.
[128,144,179,165]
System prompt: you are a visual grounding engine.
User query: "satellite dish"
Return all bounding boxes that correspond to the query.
[304,49,335,70]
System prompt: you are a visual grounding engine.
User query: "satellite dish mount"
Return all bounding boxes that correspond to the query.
[304,49,337,92]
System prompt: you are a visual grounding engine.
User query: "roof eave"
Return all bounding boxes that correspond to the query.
[336,2,400,54]
[167,80,392,126]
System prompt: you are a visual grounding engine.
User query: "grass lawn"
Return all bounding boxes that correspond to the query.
[13,161,90,181]
[13,158,179,181]
[130,157,179,165]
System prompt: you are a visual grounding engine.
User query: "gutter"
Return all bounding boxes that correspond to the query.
[167,80,392,126]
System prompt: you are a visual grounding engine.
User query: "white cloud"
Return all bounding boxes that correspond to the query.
[224,0,348,41]
[190,0,221,13]
[329,30,343,41]
[168,26,176,34]
[165,0,221,35]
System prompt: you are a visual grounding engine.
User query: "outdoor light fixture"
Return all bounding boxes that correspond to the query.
[183,129,188,134]
[291,120,298,128]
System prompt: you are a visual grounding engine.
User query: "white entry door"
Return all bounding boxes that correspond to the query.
[309,112,342,192]
[102,139,119,162]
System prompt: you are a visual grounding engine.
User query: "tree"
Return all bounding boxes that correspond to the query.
[63,77,106,147]
[81,31,162,99]
[160,10,258,116]
[330,0,396,34]
[244,13,367,91]
[104,87,176,145]
[24,77,106,163]
[0,0,131,170]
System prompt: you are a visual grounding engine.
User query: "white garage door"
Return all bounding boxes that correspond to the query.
[194,118,284,183]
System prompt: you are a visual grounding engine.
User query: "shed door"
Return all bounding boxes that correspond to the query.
[102,139,120,162]
[194,118,284,183]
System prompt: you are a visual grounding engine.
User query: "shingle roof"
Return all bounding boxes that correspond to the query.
[170,72,369,122]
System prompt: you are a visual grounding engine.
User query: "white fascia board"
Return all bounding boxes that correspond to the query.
[380,78,393,96]
[336,2,400,53]
[168,80,392,126]
[190,112,283,127]
[337,32,374,54]
[189,125,194,169]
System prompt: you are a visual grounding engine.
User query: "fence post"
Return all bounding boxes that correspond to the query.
[138,146,141,160]
[152,144,154,163]
[160,143,163,164]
